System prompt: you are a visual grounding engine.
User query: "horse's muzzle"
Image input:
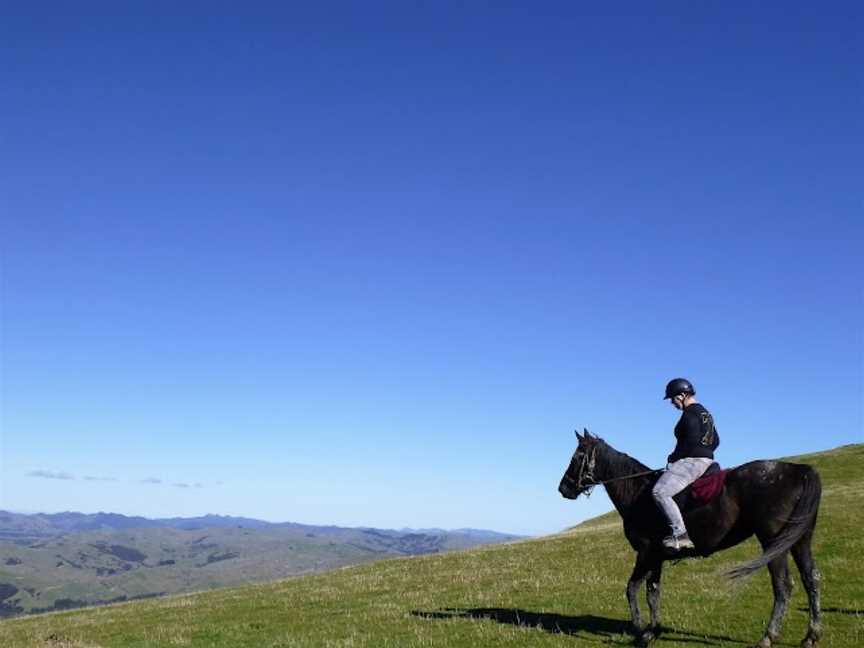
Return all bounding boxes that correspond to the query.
[559,480,579,499]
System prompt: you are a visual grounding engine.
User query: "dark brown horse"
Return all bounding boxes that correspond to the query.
[558,429,822,648]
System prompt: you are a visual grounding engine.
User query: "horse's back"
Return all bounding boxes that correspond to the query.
[725,459,821,534]
[727,459,818,488]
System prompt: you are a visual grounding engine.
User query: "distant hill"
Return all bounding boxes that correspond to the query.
[0,444,860,647]
[0,512,523,618]
[0,511,521,540]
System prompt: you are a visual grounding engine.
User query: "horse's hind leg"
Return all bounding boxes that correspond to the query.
[791,532,822,648]
[755,553,793,648]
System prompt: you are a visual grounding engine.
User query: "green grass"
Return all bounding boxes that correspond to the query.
[1,445,861,647]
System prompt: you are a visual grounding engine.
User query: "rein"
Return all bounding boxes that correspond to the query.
[565,445,661,496]
[595,468,663,485]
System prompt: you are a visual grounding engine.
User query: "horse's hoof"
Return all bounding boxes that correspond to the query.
[750,639,772,648]
[636,630,655,646]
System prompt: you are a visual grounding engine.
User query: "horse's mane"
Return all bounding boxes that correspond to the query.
[595,437,652,472]
[595,437,656,501]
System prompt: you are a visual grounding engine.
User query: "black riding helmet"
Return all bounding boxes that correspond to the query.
[664,378,695,400]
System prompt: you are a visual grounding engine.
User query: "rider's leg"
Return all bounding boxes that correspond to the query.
[652,458,713,542]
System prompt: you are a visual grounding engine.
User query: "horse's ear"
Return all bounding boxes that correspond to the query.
[575,429,583,441]
[583,427,592,439]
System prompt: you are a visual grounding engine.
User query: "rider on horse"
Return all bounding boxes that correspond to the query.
[653,378,720,552]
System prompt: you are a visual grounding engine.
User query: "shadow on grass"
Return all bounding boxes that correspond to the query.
[799,606,861,615]
[412,608,752,645]
[413,608,627,638]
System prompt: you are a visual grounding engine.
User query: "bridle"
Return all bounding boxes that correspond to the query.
[562,444,661,497]
[561,445,599,496]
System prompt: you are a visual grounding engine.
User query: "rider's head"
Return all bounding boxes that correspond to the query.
[664,378,696,411]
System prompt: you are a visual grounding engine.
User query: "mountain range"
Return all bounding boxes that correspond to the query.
[0,511,522,618]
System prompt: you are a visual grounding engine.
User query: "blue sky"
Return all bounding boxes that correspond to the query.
[1,2,861,536]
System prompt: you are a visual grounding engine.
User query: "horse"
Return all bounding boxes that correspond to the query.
[558,429,822,648]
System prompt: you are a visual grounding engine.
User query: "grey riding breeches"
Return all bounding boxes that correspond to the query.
[652,457,714,537]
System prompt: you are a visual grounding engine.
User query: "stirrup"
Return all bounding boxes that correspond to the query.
[662,533,694,551]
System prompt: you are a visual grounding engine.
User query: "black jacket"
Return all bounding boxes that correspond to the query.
[667,403,719,464]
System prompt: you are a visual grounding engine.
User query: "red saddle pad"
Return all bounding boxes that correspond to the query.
[691,469,729,504]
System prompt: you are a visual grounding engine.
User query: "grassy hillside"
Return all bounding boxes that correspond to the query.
[0,527,394,617]
[1,445,861,647]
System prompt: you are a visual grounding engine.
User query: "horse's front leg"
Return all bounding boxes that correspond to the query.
[644,559,663,641]
[626,552,652,644]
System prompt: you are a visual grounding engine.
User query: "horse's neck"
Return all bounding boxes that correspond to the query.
[596,445,652,515]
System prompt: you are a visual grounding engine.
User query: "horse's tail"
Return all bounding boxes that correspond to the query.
[728,464,821,579]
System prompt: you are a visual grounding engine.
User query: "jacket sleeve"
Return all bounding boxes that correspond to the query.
[699,411,718,449]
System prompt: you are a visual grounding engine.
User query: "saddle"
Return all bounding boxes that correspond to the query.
[674,462,729,509]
